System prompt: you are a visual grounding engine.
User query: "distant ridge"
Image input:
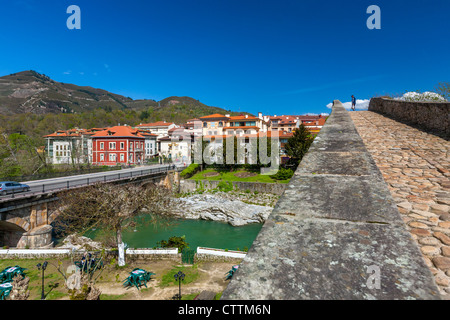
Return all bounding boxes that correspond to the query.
[0,70,239,117]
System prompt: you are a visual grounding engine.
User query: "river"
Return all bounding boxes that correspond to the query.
[86,216,263,252]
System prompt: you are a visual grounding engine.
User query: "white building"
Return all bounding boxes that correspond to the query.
[44,128,98,165]
[136,121,178,139]
[158,129,194,164]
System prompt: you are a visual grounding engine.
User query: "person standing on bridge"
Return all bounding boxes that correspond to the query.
[351,95,356,111]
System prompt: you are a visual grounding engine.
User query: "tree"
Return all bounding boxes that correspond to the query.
[55,182,177,266]
[435,81,450,101]
[284,124,314,168]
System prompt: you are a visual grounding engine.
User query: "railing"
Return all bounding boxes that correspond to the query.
[0,165,123,183]
[0,164,186,202]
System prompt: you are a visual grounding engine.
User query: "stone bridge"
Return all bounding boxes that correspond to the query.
[0,166,182,249]
[222,99,449,300]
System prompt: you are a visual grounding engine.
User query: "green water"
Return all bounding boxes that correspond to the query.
[89,217,263,251]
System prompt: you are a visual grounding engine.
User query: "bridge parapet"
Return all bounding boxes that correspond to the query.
[221,101,441,300]
[369,97,449,138]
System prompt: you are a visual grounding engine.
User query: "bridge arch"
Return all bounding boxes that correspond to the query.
[0,219,27,248]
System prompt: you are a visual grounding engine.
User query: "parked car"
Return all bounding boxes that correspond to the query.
[0,181,31,195]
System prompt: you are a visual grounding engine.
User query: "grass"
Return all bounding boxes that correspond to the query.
[159,264,200,288]
[0,258,68,300]
[189,169,291,184]
[0,258,229,300]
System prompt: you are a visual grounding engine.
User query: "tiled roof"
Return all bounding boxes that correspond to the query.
[198,114,229,120]
[91,126,145,138]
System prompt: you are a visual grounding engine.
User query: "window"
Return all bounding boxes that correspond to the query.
[218,122,223,127]
[100,142,104,150]
[120,154,124,162]
[109,153,116,161]
[100,153,104,161]
[203,122,207,128]
[109,142,116,150]
[120,142,124,150]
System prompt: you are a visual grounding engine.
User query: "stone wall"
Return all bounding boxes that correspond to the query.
[369,97,450,138]
[221,100,441,300]
[179,179,286,195]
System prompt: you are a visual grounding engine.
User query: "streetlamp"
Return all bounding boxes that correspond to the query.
[36,261,48,300]
[174,271,185,300]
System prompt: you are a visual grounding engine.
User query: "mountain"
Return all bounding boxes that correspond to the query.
[0,70,238,117]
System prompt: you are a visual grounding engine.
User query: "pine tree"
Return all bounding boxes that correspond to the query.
[285,124,314,168]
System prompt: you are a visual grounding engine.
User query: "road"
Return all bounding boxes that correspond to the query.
[0,163,181,201]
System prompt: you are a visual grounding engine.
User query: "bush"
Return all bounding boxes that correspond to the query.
[270,168,294,181]
[216,181,233,192]
[180,163,200,178]
[157,236,189,251]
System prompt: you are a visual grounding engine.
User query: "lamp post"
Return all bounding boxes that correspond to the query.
[174,271,185,300]
[36,261,48,300]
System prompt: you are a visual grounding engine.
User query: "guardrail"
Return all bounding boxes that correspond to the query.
[0,164,186,202]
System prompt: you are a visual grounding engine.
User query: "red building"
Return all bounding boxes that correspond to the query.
[91,126,145,166]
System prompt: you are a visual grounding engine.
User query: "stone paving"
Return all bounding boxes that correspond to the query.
[350,111,450,298]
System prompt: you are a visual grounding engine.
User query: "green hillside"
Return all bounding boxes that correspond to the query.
[0,70,249,142]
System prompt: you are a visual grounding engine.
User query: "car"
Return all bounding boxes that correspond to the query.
[0,181,31,196]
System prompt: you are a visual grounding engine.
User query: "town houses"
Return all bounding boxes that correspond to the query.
[43,112,327,166]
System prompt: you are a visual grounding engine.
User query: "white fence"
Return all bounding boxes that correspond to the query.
[126,248,178,255]
[197,247,247,259]
[0,248,179,259]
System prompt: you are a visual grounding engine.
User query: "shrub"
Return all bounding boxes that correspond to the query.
[216,181,233,192]
[157,235,189,251]
[270,168,294,181]
[180,163,200,178]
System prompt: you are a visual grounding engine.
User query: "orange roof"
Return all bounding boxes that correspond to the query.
[198,114,229,120]
[137,121,174,127]
[91,126,145,138]
[44,128,89,138]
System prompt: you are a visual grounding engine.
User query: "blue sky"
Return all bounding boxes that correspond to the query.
[0,0,449,115]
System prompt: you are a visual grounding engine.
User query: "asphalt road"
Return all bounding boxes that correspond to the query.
[0,163,180,201]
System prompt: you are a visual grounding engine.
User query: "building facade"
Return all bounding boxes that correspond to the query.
[91,126,145,166]
[44,128,98,165]
[136,121,178,139]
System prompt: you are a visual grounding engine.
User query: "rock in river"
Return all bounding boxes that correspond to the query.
[174,194,273,226]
